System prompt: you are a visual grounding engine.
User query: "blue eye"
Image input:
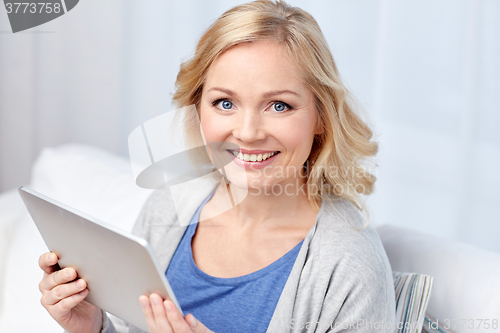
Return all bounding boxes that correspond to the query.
[221,100,232,109]
[273,102,287,112]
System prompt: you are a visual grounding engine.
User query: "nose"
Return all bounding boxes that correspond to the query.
[232,109,266,143]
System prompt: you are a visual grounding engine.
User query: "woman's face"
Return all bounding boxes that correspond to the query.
[199,39,320,193]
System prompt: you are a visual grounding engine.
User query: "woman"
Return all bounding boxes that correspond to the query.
[38,1,395,332]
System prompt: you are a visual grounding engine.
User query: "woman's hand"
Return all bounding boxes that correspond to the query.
[140,293,213,333]
[38,252,103,333]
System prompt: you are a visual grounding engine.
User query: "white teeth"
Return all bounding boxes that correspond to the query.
[230,150,279,162]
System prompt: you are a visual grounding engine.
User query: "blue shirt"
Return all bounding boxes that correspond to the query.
[165,192,303,333]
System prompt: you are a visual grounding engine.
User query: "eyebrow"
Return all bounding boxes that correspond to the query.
[207,87,300,98]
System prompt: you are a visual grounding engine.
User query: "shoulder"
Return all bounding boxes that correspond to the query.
[132,175,220,239]
[294,196,395,330]
[131,188,178,240]
[140,188,176,220]
[283,196,395,332]
[311,195,394,306]
[315,195,390,275]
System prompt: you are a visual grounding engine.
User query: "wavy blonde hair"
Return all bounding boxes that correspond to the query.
[172,0,378,216]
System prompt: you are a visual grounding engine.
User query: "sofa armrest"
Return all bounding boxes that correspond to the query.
[377,224,500,333]
[0,189,26,319]
[0,188,25,226]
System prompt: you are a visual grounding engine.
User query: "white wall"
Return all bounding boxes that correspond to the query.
[0,0,499,252]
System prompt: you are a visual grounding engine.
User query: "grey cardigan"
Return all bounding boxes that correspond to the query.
[100,177,395,333]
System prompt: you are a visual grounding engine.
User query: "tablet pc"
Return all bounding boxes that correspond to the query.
[18,186,182,332]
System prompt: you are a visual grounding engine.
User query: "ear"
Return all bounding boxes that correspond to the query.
[313,107,325,135]
[314,118,325,135]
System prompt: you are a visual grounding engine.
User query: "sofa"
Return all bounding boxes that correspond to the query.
[1,144,499,332]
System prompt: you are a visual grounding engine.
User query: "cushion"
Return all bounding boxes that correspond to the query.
[393,271,433,333]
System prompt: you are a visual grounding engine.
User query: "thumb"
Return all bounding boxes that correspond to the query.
[186,313,213,333]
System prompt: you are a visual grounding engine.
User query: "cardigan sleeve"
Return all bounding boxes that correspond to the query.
[62,310,126,333]
[298,247,395,333]
[285,198,396,333]
[316,229,395,333]
[323,264,395,332]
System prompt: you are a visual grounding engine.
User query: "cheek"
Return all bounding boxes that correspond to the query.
[200,111,225,142]
[279,118,316,155]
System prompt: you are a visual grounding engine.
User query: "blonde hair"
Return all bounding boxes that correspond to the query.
[172,0,378,217]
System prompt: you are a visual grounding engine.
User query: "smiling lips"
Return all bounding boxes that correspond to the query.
[228,150,280,162]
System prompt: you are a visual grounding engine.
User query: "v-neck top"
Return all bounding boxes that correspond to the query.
[165,190,303,333]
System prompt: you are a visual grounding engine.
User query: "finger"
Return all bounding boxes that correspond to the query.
[40,267,77,291]
[38,252,60,274]
[140,295,157,332]
[151,293,173,333]
[185,314,212,333]
[44,279,87,306]
[48,288,89,318]
[165,300,192,333]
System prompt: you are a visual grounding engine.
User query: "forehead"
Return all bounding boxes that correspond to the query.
[204,40,305,91]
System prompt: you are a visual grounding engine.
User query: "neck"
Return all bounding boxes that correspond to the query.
[215,176,317,229]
